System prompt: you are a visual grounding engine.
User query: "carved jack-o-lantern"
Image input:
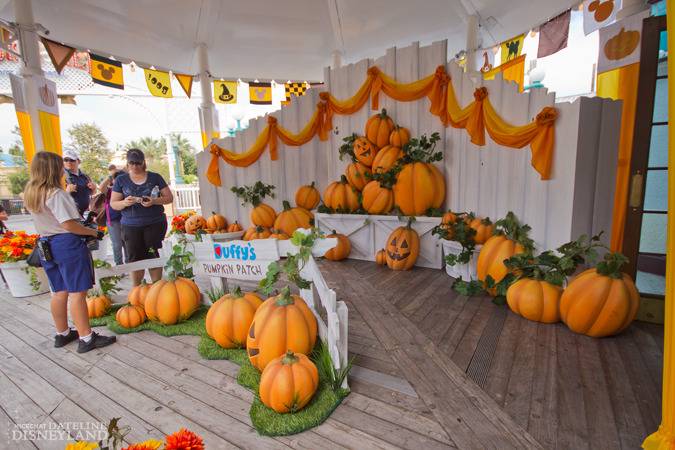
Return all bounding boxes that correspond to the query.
[353,137,379,167]
[385,224,420,271]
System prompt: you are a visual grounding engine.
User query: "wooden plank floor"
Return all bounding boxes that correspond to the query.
[0,259,662,449]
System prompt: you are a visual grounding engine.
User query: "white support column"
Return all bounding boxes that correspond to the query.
[331,50,342,70]
[197,43,219,149]
[464,14,479,73]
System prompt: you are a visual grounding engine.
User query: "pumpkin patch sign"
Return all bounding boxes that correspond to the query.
[597,11,649,73]
[195,240,277,281]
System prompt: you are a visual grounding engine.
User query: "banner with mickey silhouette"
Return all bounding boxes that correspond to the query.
[500,34,525,65]
[597,10,649,73]
[144,68,172,98]
[90,54,124,89]
[214,80,237,104]
[583,0,622,35]
[249,82,273,105]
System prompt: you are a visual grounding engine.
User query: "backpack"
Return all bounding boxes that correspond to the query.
[89,192,107,226]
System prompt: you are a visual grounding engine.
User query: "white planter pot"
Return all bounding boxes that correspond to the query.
[0,261,50,297]
[441,239,482,281]
[315,213,443,269]
[90,235,110,261]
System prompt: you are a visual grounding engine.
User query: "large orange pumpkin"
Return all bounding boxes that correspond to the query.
[144,277,201,325]
[365,109,395,148]
[116,304,147,329]
[375,249,387,265]
[86,294,111,319]
[477,235,526,292]
[385,223,420,270]
[362,180,394,215]
[371,145,403,174]
[324,231,351,261]
[393,162,445,216]
[323,176,360,212]
[353,137,379,167]
[274,201,313,236]
[227,221,244,233]
[244,225,271,241]
[205,287,263,348]
[247,287,318,371]
[128,281,151,308]
[250,203,277,228]
[295,182,321,210]
[259,351,319,413]
[506,278,562,324]
[184,215,207,235]
[206,212,228,232]
[389,126,410,148]
[467,216,494,245]
[560,265,639,338]
[345,162,372,191]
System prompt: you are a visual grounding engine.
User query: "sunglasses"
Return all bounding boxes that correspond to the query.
[63,158,77,163]
[128,161,143,166]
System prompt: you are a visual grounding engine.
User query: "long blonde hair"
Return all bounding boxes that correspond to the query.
[24,151,65,213]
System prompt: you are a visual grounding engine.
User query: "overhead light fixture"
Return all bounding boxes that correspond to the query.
[0,94,13,104]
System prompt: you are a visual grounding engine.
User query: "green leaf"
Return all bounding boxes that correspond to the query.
[452,278,485,296]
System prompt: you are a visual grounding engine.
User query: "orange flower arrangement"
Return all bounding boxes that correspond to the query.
[170,211,197,234]
[0,230,39,263]
[164,428,205,450]
[121,439,163,450]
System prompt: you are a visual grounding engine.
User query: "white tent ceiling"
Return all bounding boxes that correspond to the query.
[0,0,578,81]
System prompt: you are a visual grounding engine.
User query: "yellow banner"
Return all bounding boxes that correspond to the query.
[144,68,172,98]
[90,54,124,89]
[484,55,526,92]
[15,111,36,162]
[501,34,525,65]
[249,82,272,105]
[174,73,193,98]
[38,110,62,155]
[214,80,237,104]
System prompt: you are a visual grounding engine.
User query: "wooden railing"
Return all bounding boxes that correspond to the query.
[174,184,201,212]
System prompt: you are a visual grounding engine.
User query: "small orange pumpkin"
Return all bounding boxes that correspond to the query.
[247,287,318,371]
[365,109,395,148]
[477,235,526,293]
[295,182,321,210]
[227,221,244,233]
[506,278,562,324]
[375,249,387,265]
[467,216,494,245]
[393,162,445,216]
[206,212,228,232]
[273,201,313,236]
[353,137,379,167]
[205,287,263,348]
[144,277,201,325]
[86,293,111,319]
[244,225,272,241]
[116,304,147,329]
[259,351,319,413]
[323,176,360,212]
[324,230,351,261]
[128,281,152,308]
[345,162,372,191]
[385,222,420,271]
[389,126,410,148]
[362,180,394,215]
[250,203,277,228]
[184,215,207,235]
[442,211,458,225]
[371,145,404,174]
[269,229,290,240]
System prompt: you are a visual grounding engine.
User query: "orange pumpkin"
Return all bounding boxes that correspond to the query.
[604,27,640,60]
[227,221,244,233]
[441,211,458,225]
[206,212,228,232]
[86,294,111,319]
[467,216,494,245]
[560,264,639,338]
[205,287,263,348]
[385,223,420,271]
[323,176,360,212]
[353,137,379,167]
[365,109,395,148]
[247,287,318,371]
[269,229,290,240]
[362,181,394,215]
[250,203,277,228]
[371,145,404,174]
[345,162,372,191]
[144,277,201,325]
[244,225,272,241]
[184,215,207,235]
[116,304,147,329]
[324,231,351,261]
[128,281,152,308]
[375,249,387,265]
[506,279,562,324]
[389,126,410,148]
[274,201,313,236]
[295,182,321,210]
[477,235,526,293]
[259,351,319,413]
[393,162,445,216]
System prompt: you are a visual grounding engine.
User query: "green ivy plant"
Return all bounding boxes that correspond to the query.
[432,212,481,267]
[92,259,122,297]
[338,133,359,162]
[400,132,443,164]
[231,181,276,207]
[164,233,199,280]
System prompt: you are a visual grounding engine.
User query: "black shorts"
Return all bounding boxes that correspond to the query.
[121,220,168,263]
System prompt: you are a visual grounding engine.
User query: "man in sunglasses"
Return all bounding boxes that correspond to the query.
[63,149,97,216]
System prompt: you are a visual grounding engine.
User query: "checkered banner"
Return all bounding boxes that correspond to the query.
[283,82,309,105]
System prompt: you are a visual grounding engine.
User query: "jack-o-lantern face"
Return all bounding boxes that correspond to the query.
[353,137,378,167]
[385,225,420,270]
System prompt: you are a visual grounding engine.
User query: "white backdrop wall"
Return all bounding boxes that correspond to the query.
[197,39,621,252]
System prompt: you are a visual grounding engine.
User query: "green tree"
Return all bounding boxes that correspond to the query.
[7,126,29,196]
[125,136,170,181]
[67,123,113,181]
[8,170,29,195]
[171,133,198,178]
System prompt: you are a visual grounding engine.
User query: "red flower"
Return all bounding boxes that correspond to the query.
[164,428,205,450]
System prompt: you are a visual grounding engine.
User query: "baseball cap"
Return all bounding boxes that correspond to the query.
[126,148,145,163]
[62,148,80,161]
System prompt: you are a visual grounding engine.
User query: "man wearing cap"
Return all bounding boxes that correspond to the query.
[63,149,97,216]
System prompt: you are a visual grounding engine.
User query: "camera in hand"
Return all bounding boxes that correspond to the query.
[81,211,103,250]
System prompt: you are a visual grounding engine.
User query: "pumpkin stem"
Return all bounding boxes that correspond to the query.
[212,211,217,216]
[339,174,348,184]
[595,252,629,279]
[281,350,299,365]
[380,108,388,118]
[309,181,315,188]
[255,225,265,233]
[275,286,295,306]
[282,200,292,211]
[230,285,244,298]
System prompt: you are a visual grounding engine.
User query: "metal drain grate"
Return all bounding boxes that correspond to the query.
[465,306,507,387]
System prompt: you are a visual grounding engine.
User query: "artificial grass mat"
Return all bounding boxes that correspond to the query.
[93,302,348,436]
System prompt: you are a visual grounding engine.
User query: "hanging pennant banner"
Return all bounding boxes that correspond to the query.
[484,54,526,91]
[538,10,571,58]
[475,48,497,73]
[144,68,172,97]
[500,34,525,65]
[249,82,272,105]
[283,82,308,105]
[214,80,237,104]
[174,73,193,98]
[90,54,124,89]
[583,0,622,35]
[41,37,75,74]
[598,10,650,73]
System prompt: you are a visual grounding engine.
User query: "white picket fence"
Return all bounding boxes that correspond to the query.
[174,184,201,212]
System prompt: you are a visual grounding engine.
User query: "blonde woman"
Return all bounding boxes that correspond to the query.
[24,151,116,353]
